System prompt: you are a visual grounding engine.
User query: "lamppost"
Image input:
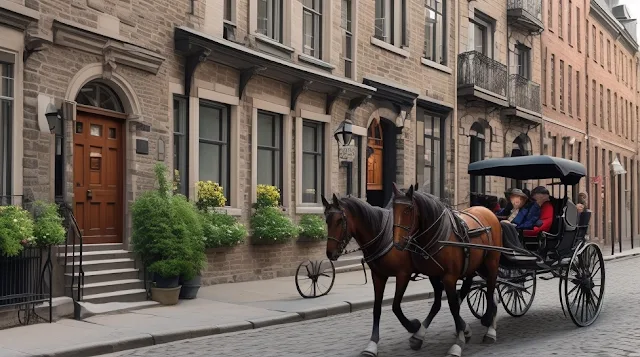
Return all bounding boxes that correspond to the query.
[334,113,355,195]
[334,112,354,147]
[609,156,627,256]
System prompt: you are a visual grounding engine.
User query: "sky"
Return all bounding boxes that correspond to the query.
[619,0,640,39]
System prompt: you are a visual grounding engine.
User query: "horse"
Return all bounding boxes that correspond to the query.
[322,194,474,356]
[391,184,503,357]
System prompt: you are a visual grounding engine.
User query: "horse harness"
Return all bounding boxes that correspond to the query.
[326,208,394,264]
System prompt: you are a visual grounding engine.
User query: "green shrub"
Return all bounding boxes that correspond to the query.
[254,184,280,209]
[32,201,66,247]
[298,214,327,240]
[0,205,34,257]
[201,211,247,248]
[250,207,299,244]
[131,163,206,279]
[196,181,226,210]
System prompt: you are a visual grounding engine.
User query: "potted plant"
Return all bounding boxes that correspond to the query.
[31,201,66,248]
[0,205,34,258]
[250,185,299,245]
[297,214,327,242]
[131,164,205,305]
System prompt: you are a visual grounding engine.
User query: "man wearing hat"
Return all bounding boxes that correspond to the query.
[503,188,529,223]
[522,186,554,237]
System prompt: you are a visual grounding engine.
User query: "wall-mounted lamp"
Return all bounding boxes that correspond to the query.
[610,157,627,176]
[44,102,62,132]
[334,113,354,147]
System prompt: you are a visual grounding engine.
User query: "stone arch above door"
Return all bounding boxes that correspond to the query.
[510,133,532,157]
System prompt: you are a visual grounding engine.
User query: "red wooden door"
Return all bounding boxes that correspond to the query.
[367,119,383,191]
[73,112,123,244]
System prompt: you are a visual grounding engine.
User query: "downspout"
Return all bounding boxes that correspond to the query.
[453,0,459,205]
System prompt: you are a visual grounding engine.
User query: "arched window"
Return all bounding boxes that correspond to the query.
[75,81,124,113]
[469,122,486,195]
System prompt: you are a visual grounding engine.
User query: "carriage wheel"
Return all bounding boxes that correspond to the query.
[295,259,336,298]
[499,272,536,317]
[564,243,605,327]
[466,284,489,319]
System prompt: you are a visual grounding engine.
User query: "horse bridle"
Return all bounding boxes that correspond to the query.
[326,208,354,255]
[392,195,448,250]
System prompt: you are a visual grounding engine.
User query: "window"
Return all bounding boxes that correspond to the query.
[173,96,188,196]
[257,111,283,194]
[599,32,604,65]
[0,59,13,198]
[615,45,618,78]
[472,13,493,58]
[223,0,237,39]
[302,0,323,58]
[607,89,611,131]
[375,0,408,46]
[302,120,325,203]
[592,25,596,59]
[224,0,233,21]
[551,54,556,107]
[576,71,581,117]
[599,84,603,127]
[542,48,547,106]
[568,1,572,43]
[469,122,486,195]
[585,74,589,120]
[548,0,553,30]
[424,0,445,65]
[558,0,563,38]
[592,79,596,124]
[606,40,611,72]
[568,65,572,115]
[515,45,530,79]
[586,19,589,56]
[257,0,283,42]
[199,101,231,203]
[577,9,581,51]
[614,93,618,134]
[342,0,354,78]
[560,60,564,111]
[417,111,445,197]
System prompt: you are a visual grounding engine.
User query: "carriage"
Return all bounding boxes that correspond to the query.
[463,155,605,327]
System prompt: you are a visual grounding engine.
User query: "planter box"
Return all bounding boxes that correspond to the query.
[250,236,292,246]
[296,236,327,243]
[151,286,181,305]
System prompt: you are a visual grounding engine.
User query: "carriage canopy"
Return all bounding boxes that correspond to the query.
[467,155,586,185]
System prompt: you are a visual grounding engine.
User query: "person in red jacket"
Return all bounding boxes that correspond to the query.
[523,186,554,237]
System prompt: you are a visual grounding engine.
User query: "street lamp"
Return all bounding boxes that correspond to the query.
[608,156,627,256]
[44,102,61,132]
[334,113,354,147]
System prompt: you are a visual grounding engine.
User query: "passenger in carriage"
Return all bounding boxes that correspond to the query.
[522,186,554,236]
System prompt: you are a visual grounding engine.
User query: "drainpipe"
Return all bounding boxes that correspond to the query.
[453,0,459,206]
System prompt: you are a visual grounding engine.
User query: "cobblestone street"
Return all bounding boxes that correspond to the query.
[104,256,640,357]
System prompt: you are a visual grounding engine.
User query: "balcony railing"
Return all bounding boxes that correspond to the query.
[457,51,508,97]
[509,74,541,113]
[508,0,542,21]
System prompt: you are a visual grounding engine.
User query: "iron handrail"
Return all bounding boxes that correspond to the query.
[59,203,84,302]
[508,74,542,113]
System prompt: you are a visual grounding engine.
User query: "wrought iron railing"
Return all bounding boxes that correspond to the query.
[58,203,84,309]
[0,195,53,325]
[509,74,542,113]
[457,51,508,97]
[507,0,543,21]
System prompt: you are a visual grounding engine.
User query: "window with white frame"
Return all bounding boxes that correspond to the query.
[341,0,354,78]
[257,0,283,42]
[424,0,445,65]
[375,0,408,47]
[302,120,325,203]
[302,0,323,58]
[173,96,188,196]
[416,110,445,197]
[0,58,13,199]
[199,100,231,203]
[257,111,283,195]
[471,13,493,58]
[224,0,233,21]
[224,0,237,40]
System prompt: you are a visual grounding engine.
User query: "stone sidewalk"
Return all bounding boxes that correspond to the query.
[1,246,639,357]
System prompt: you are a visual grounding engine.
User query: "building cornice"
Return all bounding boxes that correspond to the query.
[0,1,39,31]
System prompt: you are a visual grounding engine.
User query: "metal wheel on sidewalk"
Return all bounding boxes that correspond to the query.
[295,259,336,298]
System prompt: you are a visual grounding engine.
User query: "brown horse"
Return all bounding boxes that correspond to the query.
[322,194,473,356]
[391,184,502,357]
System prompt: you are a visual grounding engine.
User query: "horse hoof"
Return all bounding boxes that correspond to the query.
[445,344,463,357]
[409,336,423,350]
[483,335,496,344]
[409,319,421,333]
[361,352,377,357]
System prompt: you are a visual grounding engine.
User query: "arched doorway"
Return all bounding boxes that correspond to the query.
[73,81,126,244]
[366,117,396,207]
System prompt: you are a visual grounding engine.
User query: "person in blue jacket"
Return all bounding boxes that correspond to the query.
[511,192,541,230]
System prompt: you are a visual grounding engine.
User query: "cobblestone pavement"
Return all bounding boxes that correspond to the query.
[105,256,640,357]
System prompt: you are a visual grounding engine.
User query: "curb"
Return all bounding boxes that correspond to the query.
[604,251,640,262]
[30,289,441,357]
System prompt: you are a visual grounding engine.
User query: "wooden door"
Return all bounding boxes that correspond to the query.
[367,119,383,191]
[73,112,124,244]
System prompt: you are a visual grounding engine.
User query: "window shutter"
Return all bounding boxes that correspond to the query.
[402,0,409,47]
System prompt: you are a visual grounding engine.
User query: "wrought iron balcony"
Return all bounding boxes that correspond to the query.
[457,51,508,107]
[507,0,544,33]
[503,74,543,125]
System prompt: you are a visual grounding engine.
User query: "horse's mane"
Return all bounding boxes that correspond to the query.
[338,196,390,236]
[411,191,454,244]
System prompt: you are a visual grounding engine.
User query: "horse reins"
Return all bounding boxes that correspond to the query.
[326,208,393,263]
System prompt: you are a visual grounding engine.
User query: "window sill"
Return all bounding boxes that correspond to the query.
[213,207,243,217]
[370,36,409,58]
[254,33,295,58]
[420,58,452,74]
[296,206,325,214]
[298,53,335,71]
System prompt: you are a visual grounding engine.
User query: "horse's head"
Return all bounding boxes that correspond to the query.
[322,194,352,261]
[391,182,419,251]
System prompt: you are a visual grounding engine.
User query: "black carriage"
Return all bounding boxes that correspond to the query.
[463,155,605,327]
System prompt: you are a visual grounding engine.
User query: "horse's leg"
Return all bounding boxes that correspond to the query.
[392,273,421,333]
[443,274,470,357]
[457,276,473,304]
[481,258,499,344]
[409,276,445,350]
[362,271,387,357]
